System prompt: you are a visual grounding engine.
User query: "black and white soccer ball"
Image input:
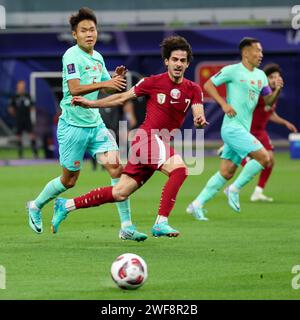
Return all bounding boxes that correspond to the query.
[111,253,148,290]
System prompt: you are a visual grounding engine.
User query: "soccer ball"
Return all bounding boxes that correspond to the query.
[111,253,148,290]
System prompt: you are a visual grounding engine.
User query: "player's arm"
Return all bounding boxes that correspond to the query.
[67,76,126,96]
[204,79,236,118]
[269,111,298,132]
[102,65,128,95]
[7,97,16,117]
[192,104,209,128]
[71,87,136,109]
[263,76,283,106]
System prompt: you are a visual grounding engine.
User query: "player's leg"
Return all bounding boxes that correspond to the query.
[187,144,238,219]
[151,154,188,237]
[27,119,85,233]
[227,146,269,212]
[51,173,140,234]
[90,123,145,240]
[97,150,147,241]
[219,126,267,212]
[28,131,38,159]
[251,132,274,202]
[16,123,23,158]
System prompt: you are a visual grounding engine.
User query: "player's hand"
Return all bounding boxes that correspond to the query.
[113,65,128,78]
[275,76,284,90]
[285,121,298,133]
[222,103,237,118]
[194,115,209,128]
[102,76,127,91]
[71,96,95,108]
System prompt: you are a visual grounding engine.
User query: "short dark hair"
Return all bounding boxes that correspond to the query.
[263,63,281,77]
[69,7,97,31]
[239,37,260,52]
[160,35,193,63]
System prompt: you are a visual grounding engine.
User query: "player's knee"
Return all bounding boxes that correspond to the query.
[220,168,234,180]
[61,176,78,189]
[260,153,271,168]
[113,184,129,201]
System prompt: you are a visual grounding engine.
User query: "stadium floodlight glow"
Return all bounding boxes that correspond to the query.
[0,5,5,29]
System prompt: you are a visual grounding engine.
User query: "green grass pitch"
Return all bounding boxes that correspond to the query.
[0,152,299,300]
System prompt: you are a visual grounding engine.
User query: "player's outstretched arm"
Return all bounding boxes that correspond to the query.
[68,76,127,96]
[269,112,298,133]
[72,88,136,109]
[204,79,236,117]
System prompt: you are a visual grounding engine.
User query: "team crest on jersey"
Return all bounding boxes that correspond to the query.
[258,80,262,89]
[170,88,181,99]
[157,93,166,104]
[97,64,102,72]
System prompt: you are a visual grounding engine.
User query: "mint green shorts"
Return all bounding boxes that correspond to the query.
[57,118,118,171]
[221,125,263,166]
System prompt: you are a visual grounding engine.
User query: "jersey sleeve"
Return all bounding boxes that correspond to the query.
[211,65,234,87]
[133,77,153,97]
[63,51,81,81]
[260,72,272,96]
[191,83,204,107]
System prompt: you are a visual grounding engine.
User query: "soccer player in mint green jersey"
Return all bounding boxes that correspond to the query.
[186,37,284,220]
[26,7,147,241]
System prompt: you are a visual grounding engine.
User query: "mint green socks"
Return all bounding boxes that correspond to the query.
[233,159,264,190]
[34,177,67,209]
[195,171,227,206]
[111,178,132,228]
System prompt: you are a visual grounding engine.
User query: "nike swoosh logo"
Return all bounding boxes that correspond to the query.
[170,100,180,104]
[29,215,41,232]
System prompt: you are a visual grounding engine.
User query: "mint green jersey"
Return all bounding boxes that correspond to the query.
[211,62,270,131]
[60,45,111,127]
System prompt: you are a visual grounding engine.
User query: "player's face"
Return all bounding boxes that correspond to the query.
[268,71,282,90]
[72,19,97,53]
[246,42,263,67]
[16,81,26,94]
[165,50,189,82]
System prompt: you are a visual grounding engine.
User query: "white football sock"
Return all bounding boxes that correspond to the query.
[65,199,76,212]
[254,186,263,194]
[155,215,168,224]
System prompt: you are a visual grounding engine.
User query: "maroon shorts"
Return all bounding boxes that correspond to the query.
[252,130,274,151]
[122,131,176,186]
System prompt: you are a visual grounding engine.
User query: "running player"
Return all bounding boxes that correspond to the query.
[51,35,207,238]
[26,7,147,241]
[186,37,283,220]
[248,63,298,202]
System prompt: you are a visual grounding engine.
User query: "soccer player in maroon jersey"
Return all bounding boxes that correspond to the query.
[248,63,298,202]
[51,36,207,239]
